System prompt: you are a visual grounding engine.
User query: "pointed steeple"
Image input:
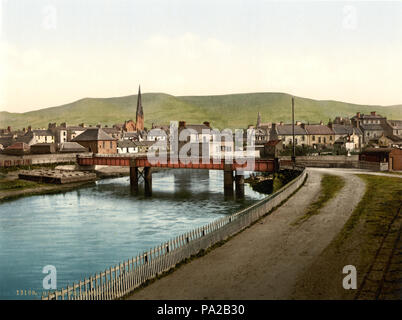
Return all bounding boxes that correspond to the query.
[136,85,144,118]
[256,111,261,128]
[136,85,144,131]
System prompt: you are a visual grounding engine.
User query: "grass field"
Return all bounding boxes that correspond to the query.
[2,92,402,130]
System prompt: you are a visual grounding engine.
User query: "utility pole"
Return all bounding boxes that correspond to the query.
[292,97,296,167]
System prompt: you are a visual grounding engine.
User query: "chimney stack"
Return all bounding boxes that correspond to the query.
[7,126,11,133]
[356,112,361,118]
[371,111,376,116]
[203,121,210,128]
[179,121,186,128]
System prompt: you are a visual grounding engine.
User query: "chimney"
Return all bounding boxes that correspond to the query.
[28,126,32,132]
[279,121,283,126]
[60,122,66,128]
[79,123,85,128]
[96,124,101,128]
[371,111,376,116]
[179,121,186,128]
[23,127,26,133]
[301,123,305,129]
[203,121,210,128]
[7,126,11,133]
[320,120,323,125]
[328,122,333,130]
[356,112,361,118]
[296,121,301,125]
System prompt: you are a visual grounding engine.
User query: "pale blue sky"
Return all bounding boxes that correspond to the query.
[1,0,402,112]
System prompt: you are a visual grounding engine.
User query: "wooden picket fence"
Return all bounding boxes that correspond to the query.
[42,168,306,300]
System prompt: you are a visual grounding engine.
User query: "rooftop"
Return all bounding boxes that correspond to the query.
[72,128,116,142]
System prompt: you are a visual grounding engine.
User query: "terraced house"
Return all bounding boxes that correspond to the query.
[303,122,335,148]
[269,122,307,147]
[328,123,362,151]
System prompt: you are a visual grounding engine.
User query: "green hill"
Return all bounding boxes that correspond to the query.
[1,92,401,130]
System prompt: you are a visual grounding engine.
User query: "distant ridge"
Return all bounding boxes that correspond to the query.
[1,92,401,130]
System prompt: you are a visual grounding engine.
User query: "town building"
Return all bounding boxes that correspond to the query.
[264,140,283,158]
[269,122,308,147]
[385,120,402,138]
[72,127,117,154]
[351,112,387,144]
[303,122,335,148]
[328,123,362,151]
[3,142,30,155]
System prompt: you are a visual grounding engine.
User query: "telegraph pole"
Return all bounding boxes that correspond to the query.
[292,97,296,166]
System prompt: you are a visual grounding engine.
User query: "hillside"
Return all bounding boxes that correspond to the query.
[1,92,402,130]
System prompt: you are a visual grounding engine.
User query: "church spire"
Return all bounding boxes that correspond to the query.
[136,85,143,118]
[256,111,261,128]
[136,85,144,131]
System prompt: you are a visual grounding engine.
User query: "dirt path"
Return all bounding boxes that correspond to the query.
[128,168,366,300]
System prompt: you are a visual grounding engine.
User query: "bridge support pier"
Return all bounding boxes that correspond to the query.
[224,164,234,198]
[144,167,152,197]
[130,166,139,194]
[235,172,245,199]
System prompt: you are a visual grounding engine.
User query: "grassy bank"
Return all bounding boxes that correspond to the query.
[0,179,44,191]
[335,175,401,248]
[293,174,402,299]
[293,174,345,225]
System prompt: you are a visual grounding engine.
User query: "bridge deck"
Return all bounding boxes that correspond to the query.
[78,156,276,172]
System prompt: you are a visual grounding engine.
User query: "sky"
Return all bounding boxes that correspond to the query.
[1,0,402,113]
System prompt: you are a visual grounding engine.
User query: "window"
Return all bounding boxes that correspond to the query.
[103,141,105,148]
[318,137,321,143]
[324,137,326,143]
[330,136,333,141]
[312,136,315,141]
[110,141,113,148]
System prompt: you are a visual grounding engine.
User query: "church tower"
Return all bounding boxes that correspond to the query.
[136,85,144,131]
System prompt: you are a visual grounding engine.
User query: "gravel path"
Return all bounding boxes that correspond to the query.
[128,168,367,300]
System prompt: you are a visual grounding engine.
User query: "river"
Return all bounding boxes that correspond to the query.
[0,169,265,300]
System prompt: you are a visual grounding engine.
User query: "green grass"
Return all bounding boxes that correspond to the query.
[335,174,402,247]
[0,179,42,191]
[293,174,345,225]
[1,92,402,130]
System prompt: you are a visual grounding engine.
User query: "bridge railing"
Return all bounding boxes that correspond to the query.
[42,167,307,300]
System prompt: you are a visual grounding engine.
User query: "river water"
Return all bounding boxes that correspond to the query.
[0,169,265,300]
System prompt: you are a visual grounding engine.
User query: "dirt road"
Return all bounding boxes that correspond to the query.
[128,168,368,300]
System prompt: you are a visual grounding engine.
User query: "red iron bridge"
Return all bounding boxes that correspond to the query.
[77,155,278,197]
